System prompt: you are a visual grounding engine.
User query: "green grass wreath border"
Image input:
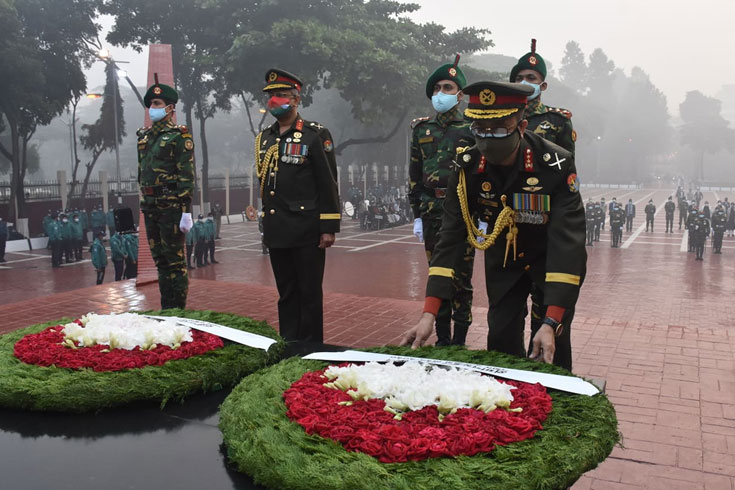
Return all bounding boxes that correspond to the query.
[220,346,619,490]
[0,309,284,413]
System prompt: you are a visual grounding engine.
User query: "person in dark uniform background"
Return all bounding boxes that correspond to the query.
[137,76,195,309]
[610,203,624,247]
[0,215,7,263]
[585,201,596,246]
[711,206,726,254]
[256,69,341,344]
[593,202,603,241]
[644,199,656,232]
[408,55,475,346]
[679,197,689,230]
[687,206,698,252]
[401,81,586,371]
[599,197,606,230]
[664,196,676,233]
[693,212,710,260]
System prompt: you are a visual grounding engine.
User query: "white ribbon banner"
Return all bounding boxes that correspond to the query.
[303,350,599,396]
[144,315,278,351]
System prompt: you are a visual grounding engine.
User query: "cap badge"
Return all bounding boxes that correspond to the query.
[448,67,457,77]
[529,56,538,66]
[268,72,278,82]
[479,89,496,106]
[152,86,162,95]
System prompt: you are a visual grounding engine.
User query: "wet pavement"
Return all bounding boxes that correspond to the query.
[1,186,734,490]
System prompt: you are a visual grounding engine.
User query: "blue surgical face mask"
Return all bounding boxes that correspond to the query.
[520,80,541,100]
[149,107,168,122]
[431,92,459,113]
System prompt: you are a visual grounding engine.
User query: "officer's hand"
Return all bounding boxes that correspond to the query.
[477,220,489,243]
[529,324,556,364]
[179,213,193,233]
[399,312,435,349]
[413,218,423,242]
[318,233,336,249]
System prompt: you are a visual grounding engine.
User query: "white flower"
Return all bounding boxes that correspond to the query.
[323,361,515,415]
[62,313,193,350]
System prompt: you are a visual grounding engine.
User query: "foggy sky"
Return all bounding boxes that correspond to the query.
[85,0,731,118]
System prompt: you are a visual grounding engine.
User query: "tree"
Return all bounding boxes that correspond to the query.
[102,0,237,203]
[680,90,735,181]
[559,41,588,95]
[76,59,126,205]
[224,0,491,153]
[0,0,100,220]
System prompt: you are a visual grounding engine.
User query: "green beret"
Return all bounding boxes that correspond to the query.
[425,54,466,99]
[509,39,547,82]
[143,77,179,108]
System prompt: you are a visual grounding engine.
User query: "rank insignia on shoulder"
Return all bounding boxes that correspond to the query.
[543,153,551,162]
[410,116,430,129]
[548,152,566,170]
[309,122,324,130]
[462,153,472,163]
[551,107,573,119]
[567,173,579,193]
[323,139,333,152]
[177,125,188,133]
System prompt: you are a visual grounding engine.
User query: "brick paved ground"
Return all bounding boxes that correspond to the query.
[1,186,734,489]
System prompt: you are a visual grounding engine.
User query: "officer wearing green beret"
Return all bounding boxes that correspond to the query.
[137,75,195,309]
[510,39,576,154]
[256,68,341,344]
[408,55,476,346]
[402,81,586,371]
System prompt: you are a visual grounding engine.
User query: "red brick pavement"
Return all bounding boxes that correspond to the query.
[1,186,734,489]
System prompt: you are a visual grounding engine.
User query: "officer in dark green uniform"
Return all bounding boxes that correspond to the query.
[402,81,586,371]
[510,39,576,154]
[256,69,340,344]
[408,55,475,346]
[137,76,195,309]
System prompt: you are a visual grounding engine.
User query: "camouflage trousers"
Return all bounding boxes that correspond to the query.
[423,213,475,345]
[143,206,188,309]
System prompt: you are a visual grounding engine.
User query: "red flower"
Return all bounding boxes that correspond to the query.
[14,324,223,372]
[283,366,553,463]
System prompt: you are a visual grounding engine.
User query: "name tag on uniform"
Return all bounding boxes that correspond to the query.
[418,136,434,144]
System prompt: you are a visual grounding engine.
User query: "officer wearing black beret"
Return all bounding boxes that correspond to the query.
[137,74,195,309]
[256,68,341,344]
[402,81,586,371]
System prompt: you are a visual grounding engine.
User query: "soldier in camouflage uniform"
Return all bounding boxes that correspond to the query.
[510,39,576,154]
[510,39,576,345]
[137,76,195,309]
[408,56,475,346]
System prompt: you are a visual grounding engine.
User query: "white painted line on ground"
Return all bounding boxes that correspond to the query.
[680,229,689,252]
[347,235,415,252]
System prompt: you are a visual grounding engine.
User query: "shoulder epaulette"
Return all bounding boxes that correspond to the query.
[305,120,327,132]
[548,107,573,119]
[410,116,431,129]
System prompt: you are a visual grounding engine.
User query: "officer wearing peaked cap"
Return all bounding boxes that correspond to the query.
[511,39,576,154]
[137,74,195,309]
[402,81,586,371]
[256,68,340,345]
[408,54,476,347]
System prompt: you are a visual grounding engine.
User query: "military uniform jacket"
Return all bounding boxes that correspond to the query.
[524,98,575,154]
[408,108,474,219]
[712,213,727,232]
[645,203,656,216]
[610,209,625,227]
[137,120,195,212]
[256,116,340,248]
[665,201,676,215]
[426,132,586,309]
